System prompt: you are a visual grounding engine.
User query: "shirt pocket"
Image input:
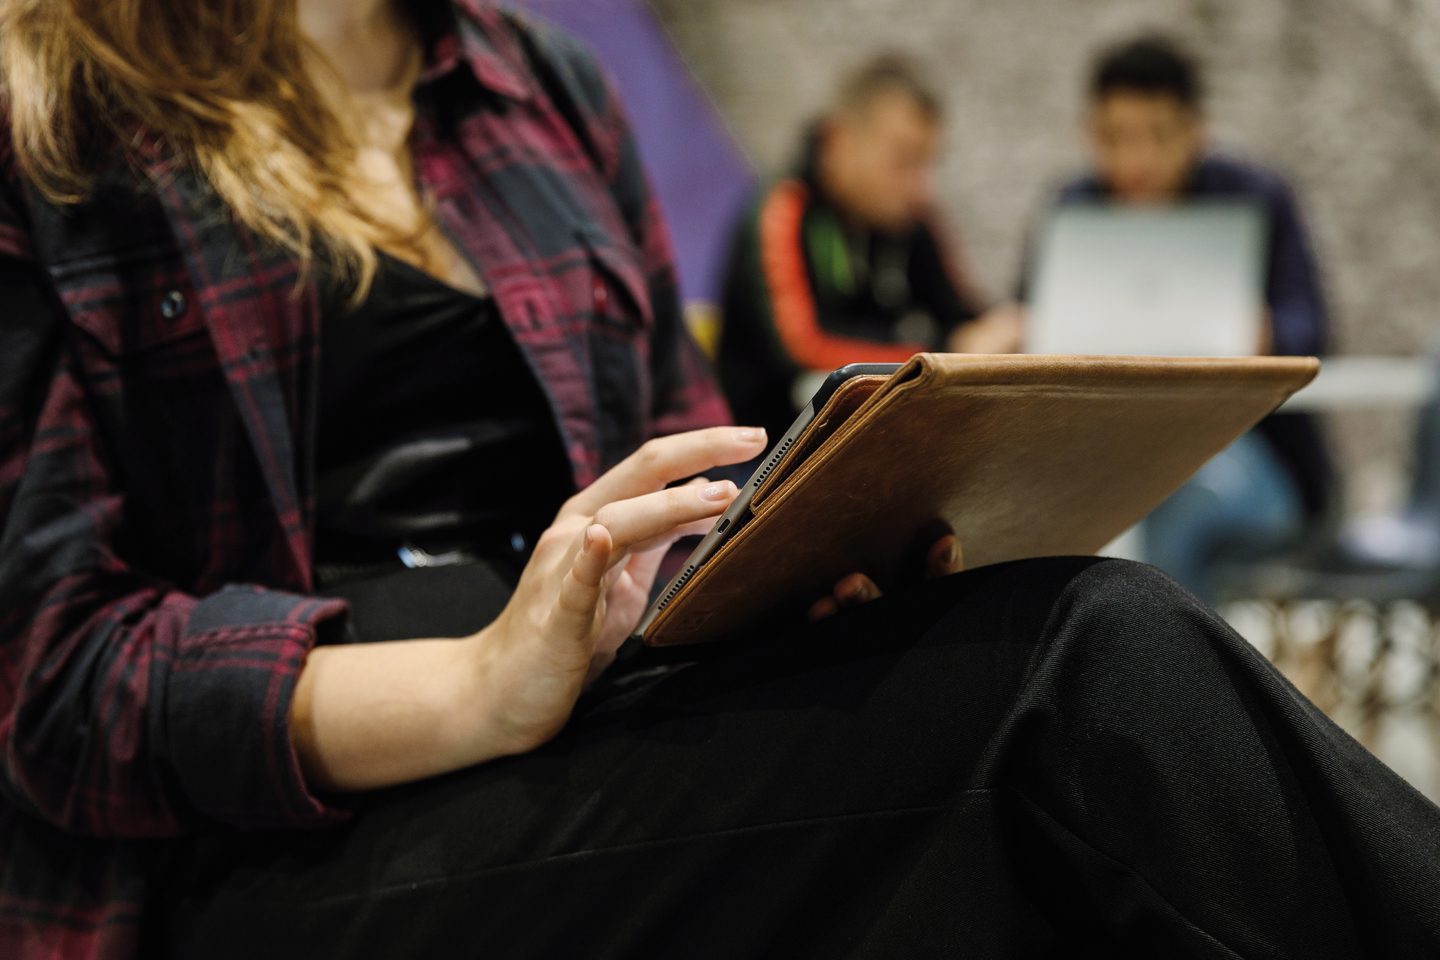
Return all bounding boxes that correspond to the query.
[45,244,256,583]
[575,227,653,333]
[49,243,209,364]
[572,228,653,465]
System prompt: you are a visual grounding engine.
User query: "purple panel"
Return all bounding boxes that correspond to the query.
[513,0,755,303]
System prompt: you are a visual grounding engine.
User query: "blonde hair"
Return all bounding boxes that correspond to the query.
[0,0,412,295]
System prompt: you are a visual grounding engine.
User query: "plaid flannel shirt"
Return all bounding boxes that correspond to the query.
[0,4,730,956]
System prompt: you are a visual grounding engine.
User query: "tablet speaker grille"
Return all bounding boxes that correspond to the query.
[655,564,698,611]
[751,436,795,488]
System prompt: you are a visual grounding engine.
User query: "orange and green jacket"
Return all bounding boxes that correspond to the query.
[717,151,986,439]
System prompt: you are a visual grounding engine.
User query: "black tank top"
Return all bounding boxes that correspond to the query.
[313,253,573,639]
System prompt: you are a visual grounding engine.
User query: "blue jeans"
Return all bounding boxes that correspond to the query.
[1143,431,1303,605]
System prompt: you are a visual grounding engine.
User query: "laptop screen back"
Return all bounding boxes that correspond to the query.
[1027,202,1266,357]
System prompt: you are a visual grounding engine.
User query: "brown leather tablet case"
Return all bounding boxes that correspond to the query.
[643,352,1318,647]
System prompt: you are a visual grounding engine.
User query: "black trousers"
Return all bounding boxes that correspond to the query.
[159,558,1440,958]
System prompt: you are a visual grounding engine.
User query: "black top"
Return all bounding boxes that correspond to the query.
[314,253,573,593]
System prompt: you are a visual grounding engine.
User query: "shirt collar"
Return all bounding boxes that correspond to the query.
[417,1,534,102]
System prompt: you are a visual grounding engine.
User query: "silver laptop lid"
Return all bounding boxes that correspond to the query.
[1027,201,1266,357]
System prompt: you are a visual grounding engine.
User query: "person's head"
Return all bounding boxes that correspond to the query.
[0,0,411,295]
[815,53,942,231]
[1086,35,1206,204]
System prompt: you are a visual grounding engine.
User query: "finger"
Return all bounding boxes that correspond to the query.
[624,509,720,590]
[926,534,964,579]
[595,489,722,580]
[833,573,882,607]
[551,523,612,643]
[599,500,728,597]
[590,480,738,557]
[601,554,630,592]
[625,477,721,550]
[563,427,765,516]
[623,514,710,588]
[808,596,840,622]
[623,546,669,597]
[626,513,721,555]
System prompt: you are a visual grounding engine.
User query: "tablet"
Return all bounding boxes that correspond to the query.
[636,352,1319,646]
[632,363,902,640]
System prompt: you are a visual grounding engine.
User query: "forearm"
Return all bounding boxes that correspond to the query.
[291,432,765,797]
[290,633,502,794]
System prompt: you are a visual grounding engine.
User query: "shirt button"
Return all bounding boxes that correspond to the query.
[159,289,188,321]
[510,532,527,554]
[592,277,609,313]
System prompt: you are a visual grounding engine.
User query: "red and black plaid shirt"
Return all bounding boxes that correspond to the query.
[0,5,729,956]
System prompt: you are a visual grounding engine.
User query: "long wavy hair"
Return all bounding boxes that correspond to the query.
[0,0,412,293]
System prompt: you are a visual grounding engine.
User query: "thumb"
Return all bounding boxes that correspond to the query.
[550,523,611,648]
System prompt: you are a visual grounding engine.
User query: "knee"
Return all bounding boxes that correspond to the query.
[1065,557,1195,605]
[1050,558,1230,662]
[935,556,1226,665]
[1002,559,1265,774]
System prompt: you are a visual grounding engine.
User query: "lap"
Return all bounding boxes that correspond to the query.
[161,558,1105,956]
[159,557,1440,959]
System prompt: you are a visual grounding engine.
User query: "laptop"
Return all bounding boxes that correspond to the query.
[1026,201,1266,357]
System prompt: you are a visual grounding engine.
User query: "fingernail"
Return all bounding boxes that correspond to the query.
[736,427,766,443]
[843,580,869,602]
[700,480,735,501]
[944,540,960,569]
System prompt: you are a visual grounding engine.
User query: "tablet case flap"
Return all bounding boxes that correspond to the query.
[644,353,1318,646]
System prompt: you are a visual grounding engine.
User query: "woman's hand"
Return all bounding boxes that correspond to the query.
[807,532,964,622]
[291,424,956,794]
[292,426,766,793]
[466,426,767,756]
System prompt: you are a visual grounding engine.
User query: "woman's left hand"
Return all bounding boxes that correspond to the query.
[575,474,725,681]
[807,532,964,622]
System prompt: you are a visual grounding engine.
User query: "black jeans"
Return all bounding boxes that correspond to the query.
[159,558,1440,958]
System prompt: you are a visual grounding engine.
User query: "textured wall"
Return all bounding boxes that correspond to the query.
[650,0,1440,512]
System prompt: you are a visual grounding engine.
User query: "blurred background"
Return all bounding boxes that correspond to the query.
[532,0,1440,515]
[520,0,1440,797]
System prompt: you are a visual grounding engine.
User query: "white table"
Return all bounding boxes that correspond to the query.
[791,357,1435,413]
[1278,357,1433,412]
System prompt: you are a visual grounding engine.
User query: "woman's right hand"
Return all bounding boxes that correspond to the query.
[291,426,765,794]
[464,426,767,758]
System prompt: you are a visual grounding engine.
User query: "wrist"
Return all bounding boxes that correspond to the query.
[290,632,511,793]
[457,620,541,764]
[462,611,588,762]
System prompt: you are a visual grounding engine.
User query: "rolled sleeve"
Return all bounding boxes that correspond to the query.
[166,586,350,830]
[2,118,352,841]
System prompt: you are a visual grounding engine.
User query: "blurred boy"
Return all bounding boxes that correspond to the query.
[1023,34,1334,600]
[719,54,1019,441]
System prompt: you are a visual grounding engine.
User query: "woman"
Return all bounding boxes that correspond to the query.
[0,1,1437,957]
